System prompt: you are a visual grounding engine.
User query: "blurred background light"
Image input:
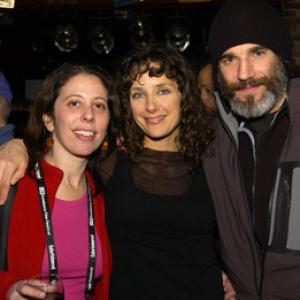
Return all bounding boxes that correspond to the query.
[166,24,190,52]
[89,24,114,55]
[113,0,144,7]
[54,23,78,53]
[130,16,153,48]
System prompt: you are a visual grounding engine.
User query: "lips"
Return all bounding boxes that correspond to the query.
[238,85,259,92]
[145,115,165,124]
[73,130,96,140]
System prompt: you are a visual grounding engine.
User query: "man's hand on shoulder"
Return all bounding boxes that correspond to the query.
[0,139,28,204]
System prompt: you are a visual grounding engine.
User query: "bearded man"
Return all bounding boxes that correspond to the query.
[203,0,300,299]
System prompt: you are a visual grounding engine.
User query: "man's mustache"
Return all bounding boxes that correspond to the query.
[229,77,270,91]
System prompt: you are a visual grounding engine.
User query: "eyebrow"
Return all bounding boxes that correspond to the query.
[63,94,108,102]
[95,96,109,102]
[130,86,144,92]
[131,82,175,90]
[221,45,269,59]
[199,83,214,88]
[88,93,109,101]
[219,52,234,61]
[248,45,268,53]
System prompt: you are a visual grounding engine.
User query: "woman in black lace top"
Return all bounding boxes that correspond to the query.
[101,43,228,300]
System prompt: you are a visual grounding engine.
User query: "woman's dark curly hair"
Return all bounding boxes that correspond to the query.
[112,43,215,168]
[24,62,114,189]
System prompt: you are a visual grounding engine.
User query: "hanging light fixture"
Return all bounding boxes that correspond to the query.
[54,23,78,53]
[166,24,190,52]
[130,16,153,48]
[89,24,114,55]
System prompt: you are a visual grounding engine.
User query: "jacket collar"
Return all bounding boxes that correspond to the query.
[287,78,300,115]
[40,159,96,195]
[214,91,239,146]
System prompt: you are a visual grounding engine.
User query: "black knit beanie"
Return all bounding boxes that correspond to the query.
[208,0,292,70]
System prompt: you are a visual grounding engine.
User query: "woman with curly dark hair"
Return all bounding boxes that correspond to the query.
[111,44,214,168]
[101,43,224,299]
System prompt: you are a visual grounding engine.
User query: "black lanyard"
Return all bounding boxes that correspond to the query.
[35,162,96,299]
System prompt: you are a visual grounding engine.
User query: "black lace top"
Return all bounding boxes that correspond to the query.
[103,149,223,300]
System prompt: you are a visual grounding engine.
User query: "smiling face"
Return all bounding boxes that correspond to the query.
[43,73,110,160]
[129,72,181,151]
[218,43,287,118]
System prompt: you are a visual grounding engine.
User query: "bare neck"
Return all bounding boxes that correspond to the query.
[44,150,88,201]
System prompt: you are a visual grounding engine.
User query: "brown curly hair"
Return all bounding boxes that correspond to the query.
[24,62,114,191]
[112,43,215,168]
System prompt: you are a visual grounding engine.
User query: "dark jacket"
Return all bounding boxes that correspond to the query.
[203,78,300,300]
[0,160,112,300]
[0,124,14,145]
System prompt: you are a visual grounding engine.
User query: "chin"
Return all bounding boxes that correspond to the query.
[147,131,166,139]
[73,147,99,158]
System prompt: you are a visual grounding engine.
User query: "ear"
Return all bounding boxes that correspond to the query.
[42,113,54,133]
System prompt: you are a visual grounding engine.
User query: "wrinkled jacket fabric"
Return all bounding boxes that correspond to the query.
[0,124,14,145]
[0,160,112,300]
[203,78,300,300]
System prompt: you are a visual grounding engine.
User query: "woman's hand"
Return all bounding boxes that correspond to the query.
[6,279,46,299]
[222,271,236,300]
[0,139,28,204]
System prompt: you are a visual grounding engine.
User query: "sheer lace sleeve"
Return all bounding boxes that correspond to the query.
[100,152,118,185]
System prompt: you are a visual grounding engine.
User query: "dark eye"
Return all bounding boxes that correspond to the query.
[220,55,236,65]
[131,91,144,99]
[159,88,170,95]
[253,49,266,57]
[95,102,107,110]
[204,87,214,95]
[68,100,80,108]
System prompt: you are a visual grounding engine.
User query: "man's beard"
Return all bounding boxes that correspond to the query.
[217,59,288,119]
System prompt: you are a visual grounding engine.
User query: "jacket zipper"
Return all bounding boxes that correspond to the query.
[238,122,264,298]
[216,111,262,298]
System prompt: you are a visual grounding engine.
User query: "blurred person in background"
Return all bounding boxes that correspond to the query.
[8,98,33,138]
[0,72,14,144]
[196,55,216,113]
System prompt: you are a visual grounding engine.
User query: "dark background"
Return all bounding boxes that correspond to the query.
[0,0,283,103]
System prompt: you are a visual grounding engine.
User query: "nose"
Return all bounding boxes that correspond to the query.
[82,105,95,122]
[237,58,254,81]
[145,95,158,113]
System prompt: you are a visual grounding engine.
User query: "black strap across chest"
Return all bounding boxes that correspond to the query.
[35,162,96,299]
